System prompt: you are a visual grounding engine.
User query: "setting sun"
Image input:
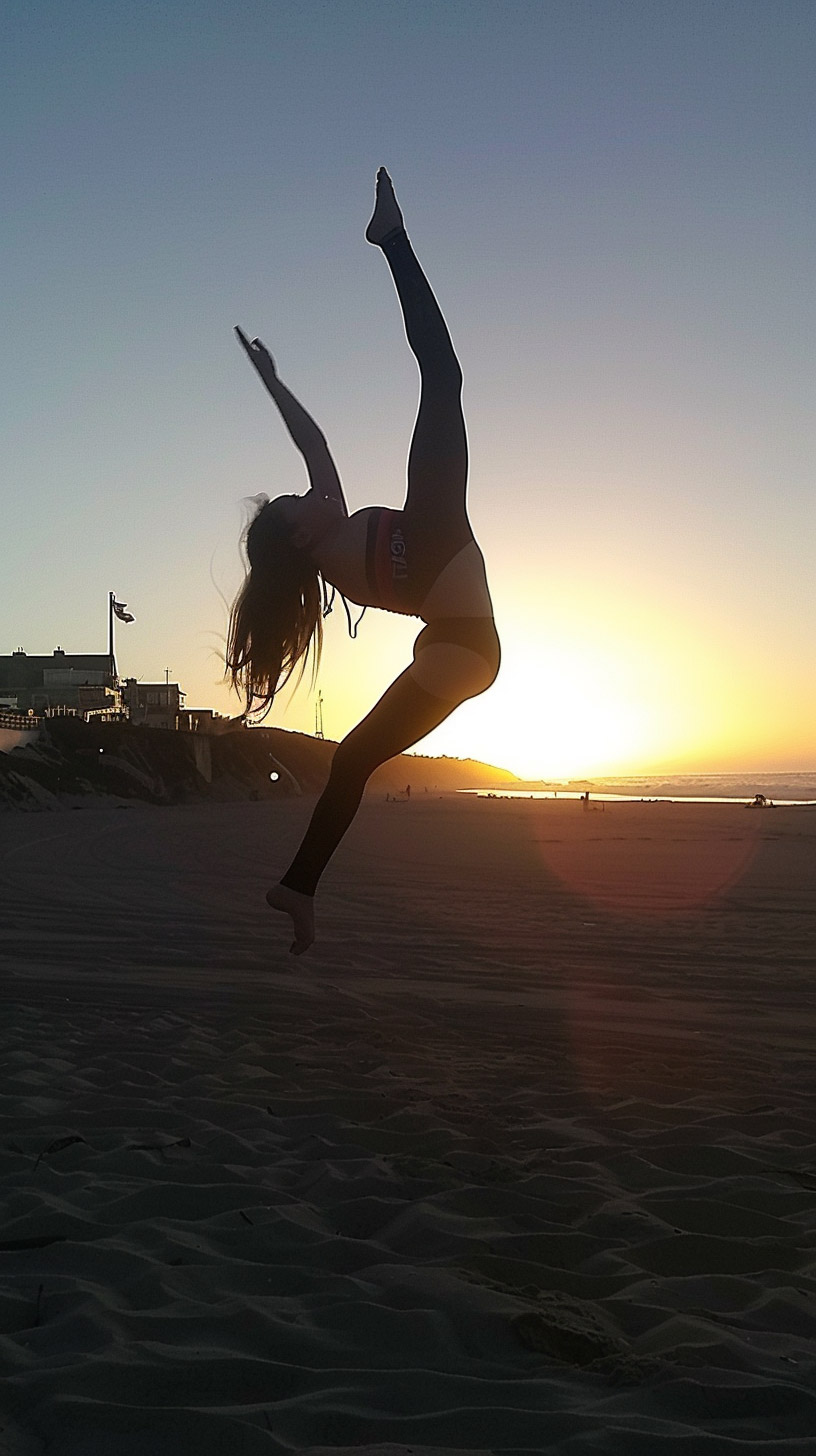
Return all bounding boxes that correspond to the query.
[465,632,658,780]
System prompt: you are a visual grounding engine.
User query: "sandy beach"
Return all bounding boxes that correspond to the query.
[1,793,815,1454]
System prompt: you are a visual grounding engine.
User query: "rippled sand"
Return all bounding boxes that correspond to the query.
[1,796,815,1454]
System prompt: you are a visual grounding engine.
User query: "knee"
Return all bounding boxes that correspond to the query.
[328,734,375,788]
[410,642,498,703]
[441,358,463,393]
[423,355,462,395]
[446,353,463,388]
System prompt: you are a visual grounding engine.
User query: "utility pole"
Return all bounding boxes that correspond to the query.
[315,690,324,739]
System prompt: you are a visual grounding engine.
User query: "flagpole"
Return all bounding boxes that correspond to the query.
[109,591,116,681]
[108,596,134,687]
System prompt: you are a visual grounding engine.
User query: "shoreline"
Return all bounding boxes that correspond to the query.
[464,787,816,806]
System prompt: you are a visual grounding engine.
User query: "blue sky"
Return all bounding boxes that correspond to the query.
[3,1,814,776]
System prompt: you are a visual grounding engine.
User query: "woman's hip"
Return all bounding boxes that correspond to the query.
[410,616,500,703]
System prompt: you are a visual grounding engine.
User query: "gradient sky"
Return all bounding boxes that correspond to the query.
[4,0,814,778]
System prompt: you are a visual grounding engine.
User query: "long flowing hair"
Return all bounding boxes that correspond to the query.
[226,496,324,720]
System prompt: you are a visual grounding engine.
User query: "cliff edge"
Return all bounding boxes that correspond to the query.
[0,718,517,812]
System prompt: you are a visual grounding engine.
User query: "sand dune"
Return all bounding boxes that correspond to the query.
[1,796,815,1453]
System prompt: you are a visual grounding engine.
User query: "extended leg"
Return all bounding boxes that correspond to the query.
[367,170,468,526]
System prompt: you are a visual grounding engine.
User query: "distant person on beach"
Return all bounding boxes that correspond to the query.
[228,169,500,953]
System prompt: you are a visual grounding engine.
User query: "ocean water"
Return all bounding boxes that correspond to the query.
[466,772,816,807]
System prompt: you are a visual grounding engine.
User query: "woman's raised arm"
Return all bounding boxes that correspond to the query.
[235,327,348,514]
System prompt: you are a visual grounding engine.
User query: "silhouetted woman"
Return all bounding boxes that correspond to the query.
[228,169,500,953]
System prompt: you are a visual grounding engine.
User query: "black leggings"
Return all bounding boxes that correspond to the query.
[280,231,495,897]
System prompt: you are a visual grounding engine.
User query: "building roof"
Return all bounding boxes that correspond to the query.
[0,650,114,690]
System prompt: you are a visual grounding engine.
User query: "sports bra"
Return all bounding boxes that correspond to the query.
[365,508,414,616]
[320,507,407,640]
[362,505,494,624]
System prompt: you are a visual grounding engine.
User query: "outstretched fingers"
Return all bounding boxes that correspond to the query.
[235,327,277,378]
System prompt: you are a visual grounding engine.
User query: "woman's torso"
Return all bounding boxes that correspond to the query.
[318,506,495,624]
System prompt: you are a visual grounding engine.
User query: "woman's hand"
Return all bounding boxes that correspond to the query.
[235,326,278,385]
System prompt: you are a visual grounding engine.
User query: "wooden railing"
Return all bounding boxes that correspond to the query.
[0,711,41,731]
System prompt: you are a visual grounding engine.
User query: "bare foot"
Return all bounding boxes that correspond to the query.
[365,166,404,245]
[266,884,315,956]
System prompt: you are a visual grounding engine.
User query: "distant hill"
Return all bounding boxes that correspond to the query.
[0,718,517,812]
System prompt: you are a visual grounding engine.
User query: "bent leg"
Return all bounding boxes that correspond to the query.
[279,668,461,899]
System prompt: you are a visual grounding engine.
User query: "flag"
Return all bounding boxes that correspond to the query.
[112,599,134,623]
